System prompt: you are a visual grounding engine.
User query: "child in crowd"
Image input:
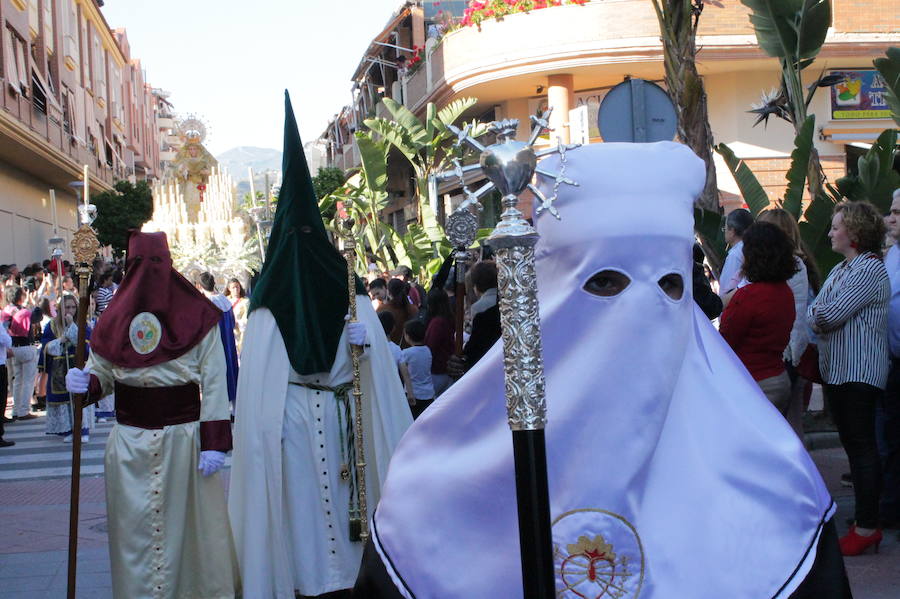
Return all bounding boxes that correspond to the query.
[401,320,434,419]
[379,311,414,411]
[378,311,403,366]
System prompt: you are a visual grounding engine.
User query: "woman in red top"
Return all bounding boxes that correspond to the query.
[424,288,455,397]
[720,221,798,415]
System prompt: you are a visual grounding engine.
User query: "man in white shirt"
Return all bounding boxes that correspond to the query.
[880,188,900,528]
[718,207,753,299]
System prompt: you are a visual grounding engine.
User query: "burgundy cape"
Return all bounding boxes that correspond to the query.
[90,232,221,368]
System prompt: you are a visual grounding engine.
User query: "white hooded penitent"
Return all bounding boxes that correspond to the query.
[368,141,834,598]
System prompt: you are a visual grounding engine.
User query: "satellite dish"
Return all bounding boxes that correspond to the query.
[598,78,677,143]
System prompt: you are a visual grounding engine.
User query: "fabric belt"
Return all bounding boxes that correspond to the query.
[11,336,31,347]
[114,381,201,430]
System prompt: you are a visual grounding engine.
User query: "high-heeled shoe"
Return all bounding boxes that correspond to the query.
[839,526,882,556]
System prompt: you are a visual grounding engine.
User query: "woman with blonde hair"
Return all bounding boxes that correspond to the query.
[809,200,890,555]
[757,208,819,436]
[40,294,93,442]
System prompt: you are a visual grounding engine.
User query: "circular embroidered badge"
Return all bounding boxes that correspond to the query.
[129,312,162,355]
[553,508,645,599]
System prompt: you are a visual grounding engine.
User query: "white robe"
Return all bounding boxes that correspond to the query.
[229,298,412,598]
[87,328,239,599]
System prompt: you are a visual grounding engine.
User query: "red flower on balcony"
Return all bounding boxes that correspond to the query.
[458,0,590,30]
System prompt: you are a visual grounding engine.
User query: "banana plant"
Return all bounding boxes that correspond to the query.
[714,143,771,216]
[363,96,488,242]
[834,129,900,214]
[781,115,816,219]
[874,47,900,127]
[740,0,832,200]
[716,123,838,275]
[318,128,457,278]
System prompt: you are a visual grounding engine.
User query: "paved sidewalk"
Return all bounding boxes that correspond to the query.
[0,413,897,597]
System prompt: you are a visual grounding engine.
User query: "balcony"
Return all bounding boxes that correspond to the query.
[157,116,174,130]
[403,0,896,111]
[0,85,117,190]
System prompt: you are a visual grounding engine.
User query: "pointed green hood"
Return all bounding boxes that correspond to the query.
[249,91,364,375]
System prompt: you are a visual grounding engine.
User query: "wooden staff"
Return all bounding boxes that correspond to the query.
[445,209,478,359]
[66,187,100,599]
[453,249,468,356]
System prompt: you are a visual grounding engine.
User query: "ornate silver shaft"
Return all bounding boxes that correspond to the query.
[489,194,547,431]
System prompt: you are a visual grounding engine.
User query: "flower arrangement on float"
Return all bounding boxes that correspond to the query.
[459,0,590,30]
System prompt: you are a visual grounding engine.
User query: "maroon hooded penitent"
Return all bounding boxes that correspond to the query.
[90,231,221,368]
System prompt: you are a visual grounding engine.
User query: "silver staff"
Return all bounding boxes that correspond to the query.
[438,112,579,596]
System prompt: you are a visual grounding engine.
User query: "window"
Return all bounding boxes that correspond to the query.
[423,0,467,19]
[4,28,29,96]
[32,62,62,122]
[28,0,38,37]
[110,64,123,122]
[62,0,79,69]
[92,34,105,96]
[31,69,46,114]
[43,0,54,54]
[61,87,72,133]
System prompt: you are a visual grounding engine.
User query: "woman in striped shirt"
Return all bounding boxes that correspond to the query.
[94,271,116,318]
[808,200,889,556]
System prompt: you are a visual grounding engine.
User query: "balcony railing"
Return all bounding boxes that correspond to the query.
[1,85,118,188]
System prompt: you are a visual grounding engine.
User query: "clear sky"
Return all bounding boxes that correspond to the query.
[100,0,403,155]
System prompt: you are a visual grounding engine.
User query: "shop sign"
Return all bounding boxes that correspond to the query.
[528,89,610,140]
[829,69,892,120]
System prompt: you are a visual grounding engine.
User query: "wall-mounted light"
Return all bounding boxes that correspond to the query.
[536,85,544,94]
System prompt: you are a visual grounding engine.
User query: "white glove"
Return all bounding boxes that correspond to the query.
[198,450,226,477]
[65,323,78,345]
[47,339,63,357]
[65,367,91,394]
[346,318,367,346]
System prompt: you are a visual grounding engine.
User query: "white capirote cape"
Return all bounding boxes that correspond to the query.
[369,142,834,599]
[229,298,412,598]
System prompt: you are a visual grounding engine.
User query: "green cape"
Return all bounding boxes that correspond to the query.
[249,91,364,375]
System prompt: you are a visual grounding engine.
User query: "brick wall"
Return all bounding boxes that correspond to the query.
[833,0,900,33]
[742,155,845,209]
[697,0,896,37]
[698,2,755,36]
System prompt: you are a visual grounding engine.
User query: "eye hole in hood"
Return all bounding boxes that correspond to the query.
[583,270,630,297]
[658,273,684,300]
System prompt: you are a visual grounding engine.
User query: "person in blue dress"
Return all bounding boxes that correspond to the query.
[196,271,239,403]
[40,294,93,442]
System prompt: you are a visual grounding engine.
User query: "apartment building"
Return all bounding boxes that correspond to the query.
[0,0,171,265]
[318,0,899,230]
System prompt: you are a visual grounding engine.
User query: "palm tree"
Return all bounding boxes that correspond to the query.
[650,0,720,214]
[740,0,832,200]
[363,97,487,242]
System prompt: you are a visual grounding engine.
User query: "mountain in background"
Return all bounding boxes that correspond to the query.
[216,146,282,197]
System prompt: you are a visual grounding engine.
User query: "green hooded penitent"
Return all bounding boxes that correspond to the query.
[249,91,364,375]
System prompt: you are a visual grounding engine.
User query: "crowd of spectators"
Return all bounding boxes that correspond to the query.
[707,193,900,557]
[1,258,123,446]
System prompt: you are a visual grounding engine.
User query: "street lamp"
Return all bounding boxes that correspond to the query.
[249,204,272,263]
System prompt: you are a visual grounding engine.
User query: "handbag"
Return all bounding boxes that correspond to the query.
[796,343,823,384]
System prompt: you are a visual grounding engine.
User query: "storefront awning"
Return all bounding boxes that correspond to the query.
[820,125,894,143]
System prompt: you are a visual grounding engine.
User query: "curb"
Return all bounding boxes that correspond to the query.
[804,431,842,451]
